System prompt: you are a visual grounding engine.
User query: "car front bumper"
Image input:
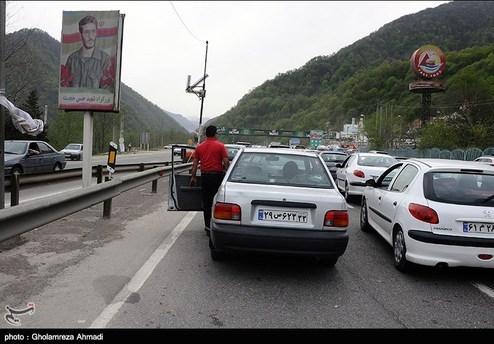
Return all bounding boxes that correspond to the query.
[211,222,349,258]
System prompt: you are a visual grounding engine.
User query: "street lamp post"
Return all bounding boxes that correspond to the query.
[397,115,402,149]
[359,114,365,148]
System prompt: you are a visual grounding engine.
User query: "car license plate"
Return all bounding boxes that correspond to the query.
[258,209,308,223]
[463,222,494,233]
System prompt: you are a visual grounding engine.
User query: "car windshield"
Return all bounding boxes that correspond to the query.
[424,172,494,206]
[5,142,27,155]
[321,153,346,162]
[358,155,397,167]
[228,152,333,189]
[65,144,81,150]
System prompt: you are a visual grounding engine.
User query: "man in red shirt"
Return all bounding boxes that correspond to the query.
[190,125,229,234]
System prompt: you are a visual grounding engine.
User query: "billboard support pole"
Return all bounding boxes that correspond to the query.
[82,111,94,188]
[0,1,5,209]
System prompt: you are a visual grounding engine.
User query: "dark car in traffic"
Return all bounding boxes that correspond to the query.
[319,151,348,181]
[4,140,66,176]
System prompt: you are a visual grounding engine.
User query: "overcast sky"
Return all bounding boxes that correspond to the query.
[6,1,448,125]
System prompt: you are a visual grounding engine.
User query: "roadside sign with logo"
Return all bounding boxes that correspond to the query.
[107,141,118,174]
[410,45,446,79]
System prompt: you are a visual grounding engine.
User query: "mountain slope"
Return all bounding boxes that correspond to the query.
[213,1,494,131]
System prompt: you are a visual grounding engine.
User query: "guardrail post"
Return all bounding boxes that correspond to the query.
[103,176,112,219]
[152,179,158,193]
[97,165,103,184]
[139,163,145,172]
[10,173,19,207]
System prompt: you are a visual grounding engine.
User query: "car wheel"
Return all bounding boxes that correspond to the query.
[319,256,338,267]
[11,166,22,175]
[393,227,411,272]
[209,238,226,261]
[360,198,372,232]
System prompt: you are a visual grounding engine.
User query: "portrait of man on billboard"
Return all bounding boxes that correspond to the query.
[62,15,114,90]
[59,10,124,112]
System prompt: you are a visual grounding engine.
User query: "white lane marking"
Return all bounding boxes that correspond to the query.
[90,211,197,328]
[472,282,494,299]
[4,187,82,207]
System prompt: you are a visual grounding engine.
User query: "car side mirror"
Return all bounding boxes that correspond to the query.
[335,163,342,168]
[365,179,376,187]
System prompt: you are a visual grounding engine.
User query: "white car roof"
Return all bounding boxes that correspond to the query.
[243,147,319,157]
[356,152,394,157]
[407,158,494,171]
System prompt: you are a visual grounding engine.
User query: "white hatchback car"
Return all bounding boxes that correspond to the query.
[335,153,398,201]
[209,148,349,266]
[359,159,494,271]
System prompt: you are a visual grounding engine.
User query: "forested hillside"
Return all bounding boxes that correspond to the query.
[4,29,190,152]
[213,1,494,149]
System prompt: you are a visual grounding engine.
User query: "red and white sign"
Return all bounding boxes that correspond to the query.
[410,45,446,79]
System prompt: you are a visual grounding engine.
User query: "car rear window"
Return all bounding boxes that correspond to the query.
[424,172,494,206]
[321,153,346,162]
[358,155,397,167]
[66,144,81,150]
[229,152,333,189]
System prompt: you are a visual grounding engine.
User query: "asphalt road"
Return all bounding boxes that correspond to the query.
[1,182,493,329]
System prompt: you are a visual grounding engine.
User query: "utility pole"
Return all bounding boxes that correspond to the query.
[186,40,209,143]
[0,1,6,209]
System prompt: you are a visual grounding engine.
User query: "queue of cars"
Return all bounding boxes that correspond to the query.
[199,145,493,271]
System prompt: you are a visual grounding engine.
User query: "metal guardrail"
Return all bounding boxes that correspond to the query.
[3,161,173,187]
[0,163,192,242]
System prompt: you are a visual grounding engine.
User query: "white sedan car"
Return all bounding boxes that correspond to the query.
[359,159,494,271]
[209,148,349,267]
[474,156,494,165]
[335,153,398,201]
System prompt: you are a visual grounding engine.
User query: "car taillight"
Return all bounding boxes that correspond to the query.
[408,203,439,224]
[214,202,241,221]
[324,210,349,227]
[353,170,365,178]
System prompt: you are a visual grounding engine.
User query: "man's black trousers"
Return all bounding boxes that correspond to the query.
[201,172,225,228]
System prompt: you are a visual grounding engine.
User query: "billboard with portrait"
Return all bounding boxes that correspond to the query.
[58,10,124,112]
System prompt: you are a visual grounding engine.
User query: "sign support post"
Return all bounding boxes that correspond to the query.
[82,111,94,188]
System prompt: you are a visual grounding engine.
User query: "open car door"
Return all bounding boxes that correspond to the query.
[168,144,204,211]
